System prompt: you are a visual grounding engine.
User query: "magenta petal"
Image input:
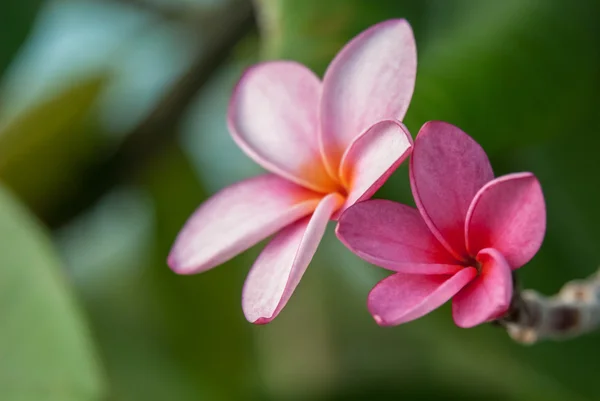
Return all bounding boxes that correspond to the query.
[452,248,513,328]
[410,121,494,260]
[168,174,322,275]
[228,61,336,192]
[320,19,417,173]
[465,173,546,269]
[242,193,343,324]
[337,120,412,213]
[368,268,477,326]
[336,200,459,273]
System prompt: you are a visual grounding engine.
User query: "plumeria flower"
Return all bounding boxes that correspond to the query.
[336,121,546,328]
[168,19,417,323]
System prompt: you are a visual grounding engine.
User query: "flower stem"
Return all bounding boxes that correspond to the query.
[496,269,600,344]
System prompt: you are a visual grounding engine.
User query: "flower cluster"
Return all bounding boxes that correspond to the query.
[337,121,545,327]
[168,19,546,328]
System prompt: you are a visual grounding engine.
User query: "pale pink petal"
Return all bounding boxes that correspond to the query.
[228,61,338,193]
[337,120,412,213]
[465,173,546,269]
[242,193,343,324]
[452,248,513,328]
[168,174,322,275]
[410,121,494,261]
[368,268,477,326]
[336,200,460,274]
[320,19,417,173]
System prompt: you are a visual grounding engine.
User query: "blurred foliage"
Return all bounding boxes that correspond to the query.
[59,145,260,401]
[141,144,258,401]
[0,185,105,400]
[407,0,600,152]
[1,0,600,400]
[0,75,109,219]
[256,0,428,74]
[0,0,43,78]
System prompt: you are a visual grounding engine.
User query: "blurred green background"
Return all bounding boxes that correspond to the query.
[1,0,599,400]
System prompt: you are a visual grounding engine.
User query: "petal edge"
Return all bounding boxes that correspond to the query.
[465,173,546,269]
[410,121,494,260]
[336,199,458,271]
[168,174,321,274]
[242,193,343,323]
[452,248,513,328]
[320,19,417,173]
[368,268,477,327]
[337,120,412,214]
[228,61,336,192]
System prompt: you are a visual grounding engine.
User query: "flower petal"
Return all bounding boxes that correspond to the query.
[168,174,322,274]
[368,268,477,326]
[242,193,343,324]
[452,248,513,328]
[228,61,337,193]
[337,120,412,212]
[336,199,460,274]
[320,19,417,173]
[410,121,494,260]
[465,173,546,269]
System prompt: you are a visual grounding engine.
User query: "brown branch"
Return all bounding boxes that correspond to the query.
[496,269,600,344]
[122,1,254,168]
[47,0,255,228]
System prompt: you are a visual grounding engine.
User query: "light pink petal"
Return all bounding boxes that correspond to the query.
[368,268,477,326]
[242,193,343,324]
[336,200,460,274]
[228,61,338,193]
[168,174,322,274]
[465,173,546,269]
[410,121,494,261]
[452,248,513,328]
[337,120,412,213]
[320,19,417,173]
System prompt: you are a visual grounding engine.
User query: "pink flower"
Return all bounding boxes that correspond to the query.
[336,121,546,328]
[168,20,417,323]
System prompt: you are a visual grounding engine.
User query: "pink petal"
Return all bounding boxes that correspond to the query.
[242,193,343,324]
[368,268,477,326]
[336,199,460,274]
[465,173,546,269]
[168,174,322,275]
[228,61,338,193]
[320,19,417,173]
[337,120,412,213]
[452,248,513,328]
[410,121,494,261]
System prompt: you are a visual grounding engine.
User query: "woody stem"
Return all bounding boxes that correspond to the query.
[495,269,600,344]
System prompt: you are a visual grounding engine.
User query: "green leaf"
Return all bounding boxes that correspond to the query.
[0,185,105,401]
[0,75,109,219]
[0,0,44,79]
